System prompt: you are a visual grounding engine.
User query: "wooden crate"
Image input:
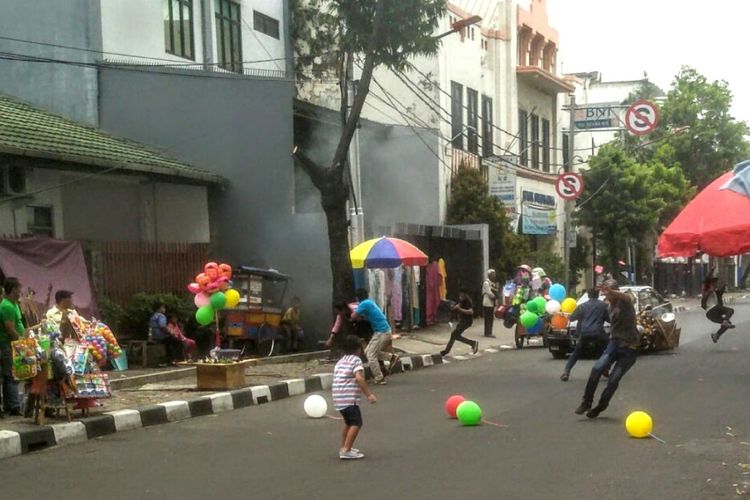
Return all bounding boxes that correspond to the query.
[195,361,249,390]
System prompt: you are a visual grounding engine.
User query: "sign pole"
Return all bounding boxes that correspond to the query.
[564,94,575,290]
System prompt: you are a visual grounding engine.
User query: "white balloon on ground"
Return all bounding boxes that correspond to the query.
[303,394,328,418]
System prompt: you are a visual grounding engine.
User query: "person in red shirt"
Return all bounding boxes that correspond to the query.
[167,315,196,361]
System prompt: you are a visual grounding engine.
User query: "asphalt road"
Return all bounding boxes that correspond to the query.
[3,303,750,500]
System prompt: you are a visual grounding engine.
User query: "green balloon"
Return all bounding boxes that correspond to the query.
[520,311,539,329]
[526,300,539,314]
[456,400,482,426]
[210,292,227,310]
[195,305,214,326]
[533,296,547,314]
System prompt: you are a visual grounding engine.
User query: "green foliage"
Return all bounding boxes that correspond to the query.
[525,240,565,284]
[292,0,443,81]
[576,144,690,272]
[112,293,194,339]
[656,66,749,188]
[446,167,528,277]
[98,299,125,333]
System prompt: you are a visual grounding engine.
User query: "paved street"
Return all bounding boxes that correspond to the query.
[2,303,750,499]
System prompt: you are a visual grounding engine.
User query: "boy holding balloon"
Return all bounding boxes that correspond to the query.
[333,335,377,460]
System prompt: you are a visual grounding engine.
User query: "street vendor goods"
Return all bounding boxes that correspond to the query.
[12,338,40,380]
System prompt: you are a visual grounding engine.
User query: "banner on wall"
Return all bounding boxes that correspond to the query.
[521,204,557,235]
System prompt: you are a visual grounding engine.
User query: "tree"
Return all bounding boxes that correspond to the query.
[576,144,691,274]
[446,166,528,278]
[657,66,749,188]
[290,0,443,303]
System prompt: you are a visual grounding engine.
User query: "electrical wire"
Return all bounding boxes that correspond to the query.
[0,35,291,67]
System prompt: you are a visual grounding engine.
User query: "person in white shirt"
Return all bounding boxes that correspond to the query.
[482,269,498,338]
[45,290,76,330]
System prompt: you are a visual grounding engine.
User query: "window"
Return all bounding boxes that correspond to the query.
[481,96,493,157]
[163,0,194,59]
[542,118,550,172]
[518,109,528,166]
[530,113,539,169]
[467,88,478,154]
[451,81,464,150]
[253,10,279,39]
[27,205,53,237]
[216,0,242,73]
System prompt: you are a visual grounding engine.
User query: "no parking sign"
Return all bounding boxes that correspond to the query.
[625,100,660,136]
[555,172,584,201]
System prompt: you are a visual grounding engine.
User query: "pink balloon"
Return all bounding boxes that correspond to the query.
[194,292,210,308]
[187,283,201,294]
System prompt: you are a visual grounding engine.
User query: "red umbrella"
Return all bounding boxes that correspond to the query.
[658,164,750,257]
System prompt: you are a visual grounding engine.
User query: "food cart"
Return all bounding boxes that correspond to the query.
[222,266,290,358]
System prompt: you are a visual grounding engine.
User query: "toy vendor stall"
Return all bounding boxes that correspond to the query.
[15,312,122,425]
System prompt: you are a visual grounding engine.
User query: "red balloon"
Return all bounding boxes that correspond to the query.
[445,395,466,418]
[187,283,201,294]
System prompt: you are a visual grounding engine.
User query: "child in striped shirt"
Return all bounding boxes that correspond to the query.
[333,335,377,460]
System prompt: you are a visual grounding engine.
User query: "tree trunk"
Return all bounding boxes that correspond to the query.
[323,197,356,304]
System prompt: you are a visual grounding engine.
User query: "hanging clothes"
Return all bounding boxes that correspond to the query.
[425,262,442,325]
[391,266,403,322]
[438,258,448,301]
[411,266,421,327]
[368,269,387,311]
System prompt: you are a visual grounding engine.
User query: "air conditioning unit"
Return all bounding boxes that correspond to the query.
[0,165,27,196]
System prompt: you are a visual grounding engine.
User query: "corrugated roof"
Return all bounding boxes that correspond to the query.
[0,93,222,184]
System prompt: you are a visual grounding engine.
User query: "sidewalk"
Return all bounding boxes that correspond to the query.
[393,319,546,356]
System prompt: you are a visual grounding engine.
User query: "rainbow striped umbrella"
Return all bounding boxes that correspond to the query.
[350,237,428,269]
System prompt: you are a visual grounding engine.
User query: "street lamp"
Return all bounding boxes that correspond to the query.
[436,15,482,39]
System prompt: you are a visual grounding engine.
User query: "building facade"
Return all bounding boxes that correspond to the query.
[0,1,340,335]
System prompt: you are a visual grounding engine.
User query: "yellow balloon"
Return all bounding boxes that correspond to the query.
[225,289,241,309]
[561,298,577,314]
[625,411,653,438]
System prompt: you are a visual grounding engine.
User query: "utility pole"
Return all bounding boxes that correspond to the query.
[343,53,364,247]
[564,94,575,290]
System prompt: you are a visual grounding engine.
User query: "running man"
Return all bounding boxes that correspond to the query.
[440,289,479,357]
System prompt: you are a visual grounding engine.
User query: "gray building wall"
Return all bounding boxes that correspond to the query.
[294,108,441,235]
[97,67,333,339]
[0,0,102,125]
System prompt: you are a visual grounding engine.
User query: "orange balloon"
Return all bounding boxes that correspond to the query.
[204,262,219,280]
[219,263,233,280]
[196,273,211,288]
[551,313,569,330]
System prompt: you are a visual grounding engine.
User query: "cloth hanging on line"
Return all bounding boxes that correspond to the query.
[391,266,403,322]
[425,262,441,325]
[438,258,448,301]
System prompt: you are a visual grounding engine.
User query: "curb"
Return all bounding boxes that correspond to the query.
[0,353,445,460]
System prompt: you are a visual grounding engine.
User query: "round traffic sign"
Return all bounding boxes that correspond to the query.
[625,99,660,136]
[556,172,585,200]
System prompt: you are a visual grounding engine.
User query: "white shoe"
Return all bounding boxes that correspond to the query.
[339,449,365,460]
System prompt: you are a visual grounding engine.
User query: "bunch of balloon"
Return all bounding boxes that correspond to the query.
[187,262,241,347]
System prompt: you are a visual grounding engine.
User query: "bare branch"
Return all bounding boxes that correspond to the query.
[330,0,387,172]
[292,145,328,190]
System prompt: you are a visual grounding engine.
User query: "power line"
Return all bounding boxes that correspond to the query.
[0,51,293,81]
[0,35,290,67]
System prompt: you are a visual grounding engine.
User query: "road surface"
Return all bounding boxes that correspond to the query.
[2,303,749,499]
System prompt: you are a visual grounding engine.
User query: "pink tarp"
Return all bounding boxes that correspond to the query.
[0,237,96,317]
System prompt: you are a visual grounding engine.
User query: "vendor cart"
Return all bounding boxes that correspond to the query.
[223,266,290,358]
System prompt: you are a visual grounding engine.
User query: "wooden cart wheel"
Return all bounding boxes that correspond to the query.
[256,323,276,358]
[515,324,524,349]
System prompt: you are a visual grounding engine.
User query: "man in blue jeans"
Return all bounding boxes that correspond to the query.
[0,277,25,417]
[575,280,640,419]
[560,288,609,381]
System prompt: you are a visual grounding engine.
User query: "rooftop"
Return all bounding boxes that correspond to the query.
[0,93,223,184]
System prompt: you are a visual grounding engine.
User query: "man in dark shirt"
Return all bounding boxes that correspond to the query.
[440,289,479,357]
[560,288,609,381]
[575,279,640,419]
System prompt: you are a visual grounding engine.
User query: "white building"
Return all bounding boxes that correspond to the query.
[299,0,574,255]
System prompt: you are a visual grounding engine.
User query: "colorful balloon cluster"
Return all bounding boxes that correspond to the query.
[85,334,108,364]
[188,262,241,326]
[95,323,123,359]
